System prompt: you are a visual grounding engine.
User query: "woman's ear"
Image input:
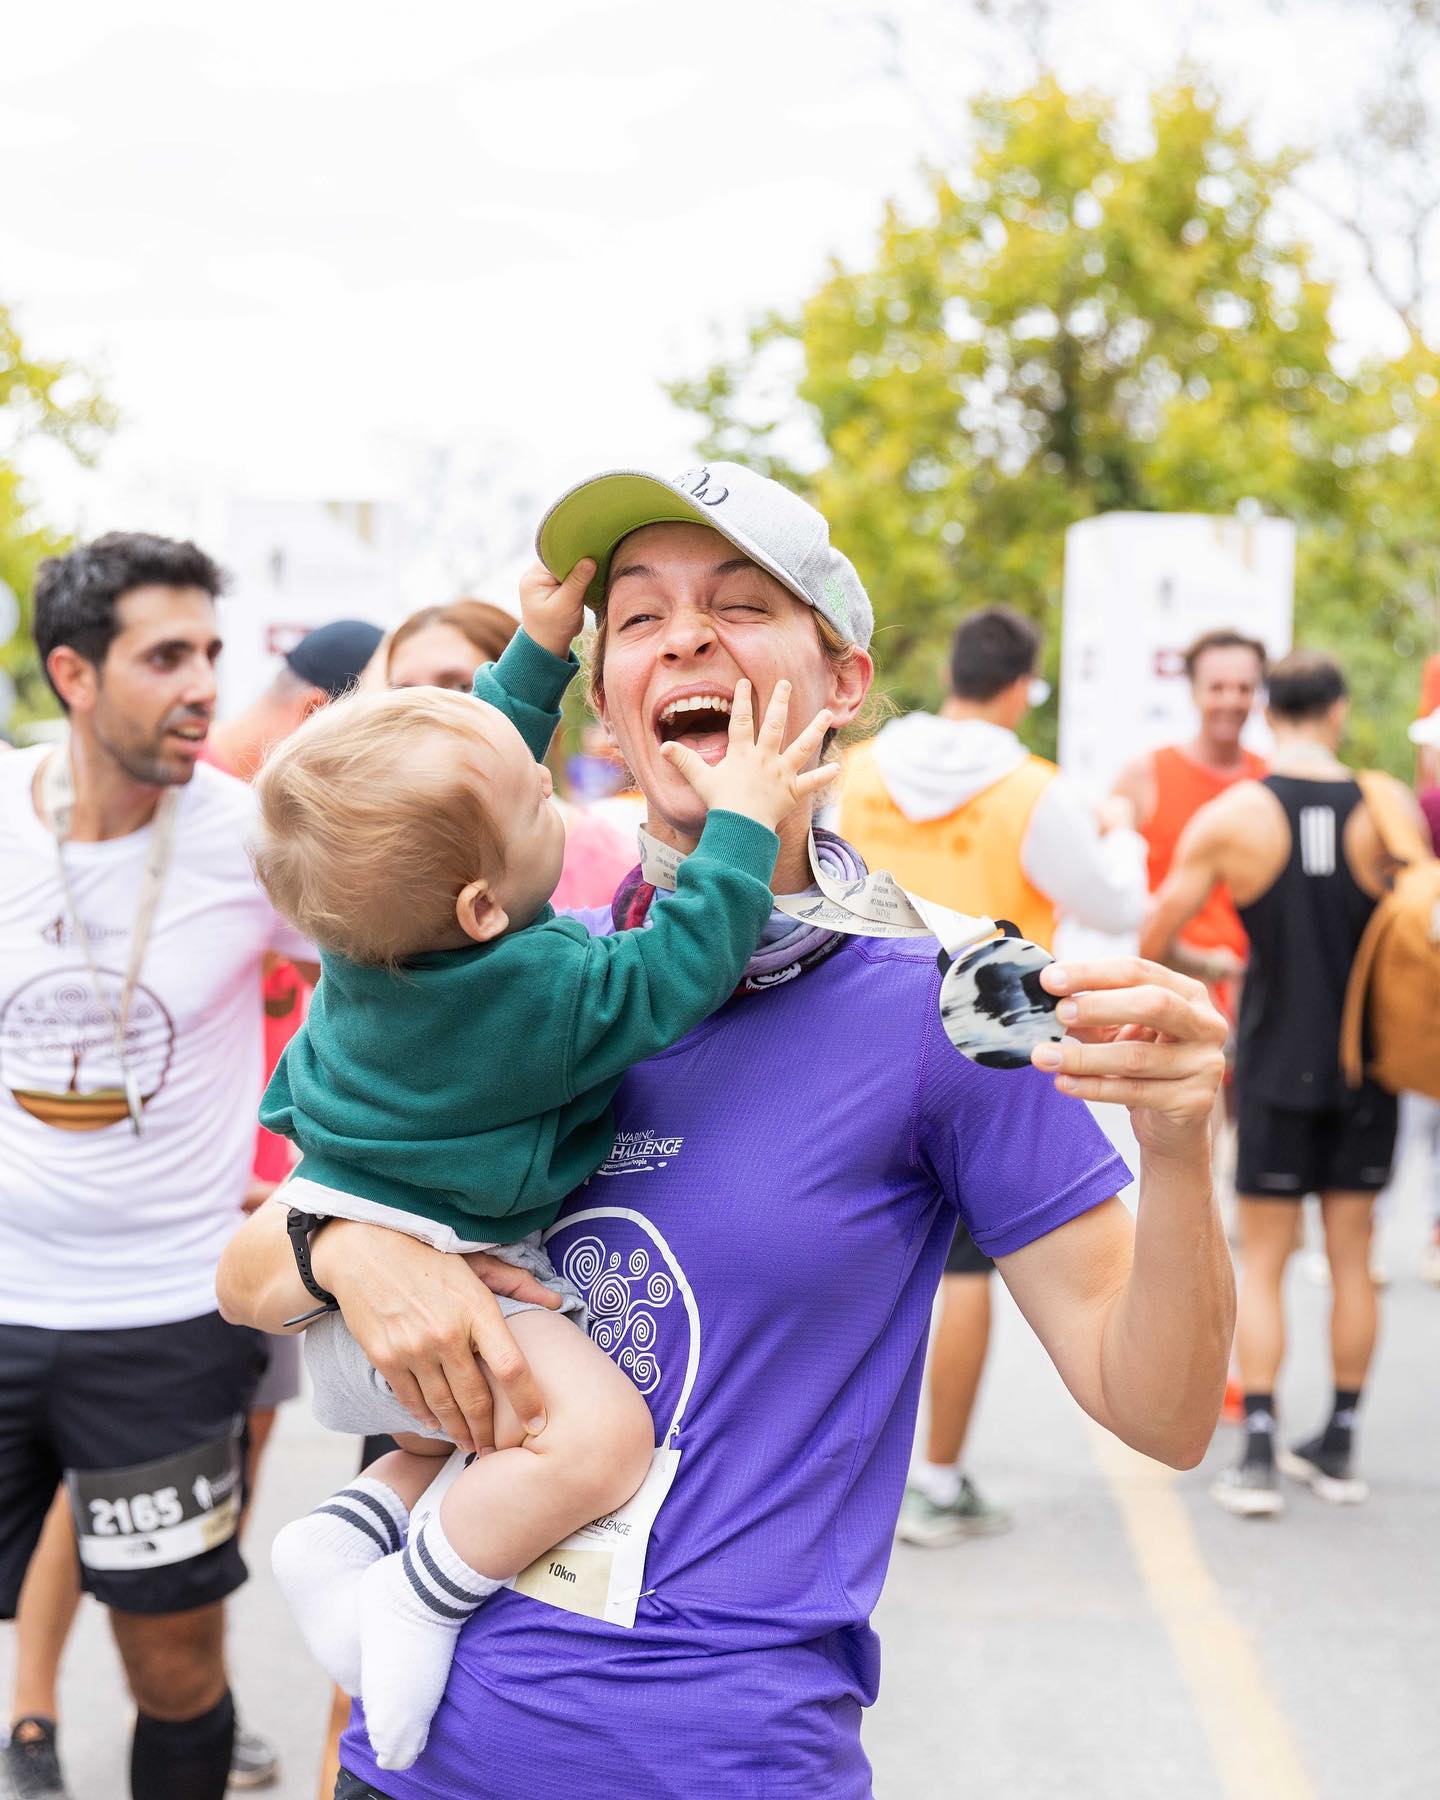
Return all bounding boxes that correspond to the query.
[827,647,874,733]
[455,878,509,944]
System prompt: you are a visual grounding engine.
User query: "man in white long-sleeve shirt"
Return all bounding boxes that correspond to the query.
[841,605,1146,1545]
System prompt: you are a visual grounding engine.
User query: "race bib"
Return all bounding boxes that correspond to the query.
[409,1443,681,1631]
[511,1445,680,1627]
[67,1429,243,1572]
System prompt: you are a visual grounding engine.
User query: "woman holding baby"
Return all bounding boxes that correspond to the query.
[220,463,1232,1799]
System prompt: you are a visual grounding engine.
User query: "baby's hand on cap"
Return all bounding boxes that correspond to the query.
[518,557,595,659]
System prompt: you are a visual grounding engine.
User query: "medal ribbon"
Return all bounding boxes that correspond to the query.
[611,824,1003,998]
[39,747,180,1134]
[634,827,999,957]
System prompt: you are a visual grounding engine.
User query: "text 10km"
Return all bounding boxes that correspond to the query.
[547,1560,578,1584]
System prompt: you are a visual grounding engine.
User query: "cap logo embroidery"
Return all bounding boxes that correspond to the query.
[823,574,851,630]
[673,467,729,507]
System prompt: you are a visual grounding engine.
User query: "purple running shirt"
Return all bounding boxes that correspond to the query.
[342,931,1130,1798]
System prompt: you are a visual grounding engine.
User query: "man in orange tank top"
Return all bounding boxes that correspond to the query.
[841,608,1147,1547]
[1113,629,1268,990]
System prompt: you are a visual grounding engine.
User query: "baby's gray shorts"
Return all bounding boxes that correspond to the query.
[304,1231,587,1444]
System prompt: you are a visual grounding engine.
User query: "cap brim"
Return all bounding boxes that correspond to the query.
[536,469,815,618]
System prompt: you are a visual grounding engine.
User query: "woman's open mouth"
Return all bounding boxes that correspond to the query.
[655,693,734,762]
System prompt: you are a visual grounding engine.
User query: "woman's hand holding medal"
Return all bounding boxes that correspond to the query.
[1029,959,1227,1159]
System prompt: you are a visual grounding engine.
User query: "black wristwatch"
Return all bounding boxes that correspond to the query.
[283,1209,341,1328]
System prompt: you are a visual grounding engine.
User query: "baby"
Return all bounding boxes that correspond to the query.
[253,556,836,1771]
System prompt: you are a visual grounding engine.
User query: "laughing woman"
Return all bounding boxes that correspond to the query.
[219,464,1232,1799]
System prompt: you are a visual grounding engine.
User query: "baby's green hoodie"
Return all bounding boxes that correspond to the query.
[260,629,779,1242]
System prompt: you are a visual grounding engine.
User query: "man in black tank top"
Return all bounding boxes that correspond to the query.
[1142,653,1418,1519]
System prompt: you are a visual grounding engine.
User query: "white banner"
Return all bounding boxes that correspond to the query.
[1058,511,1294,802]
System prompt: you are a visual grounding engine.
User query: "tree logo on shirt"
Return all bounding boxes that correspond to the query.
[559,1237,674,1396]
[0,969,176,1131]
[546,1207,700,1451]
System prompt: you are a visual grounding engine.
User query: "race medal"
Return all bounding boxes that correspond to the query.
[641,830,1058,1072]
[937,923,1062,1071]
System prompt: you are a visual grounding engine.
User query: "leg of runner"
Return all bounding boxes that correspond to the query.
[896,1241,1011,1547]
[111,1601,234,1800]
[242,1408,278,1522]
[318,1686,351,1800]
[1,1333,74,1799]
[1276,1192,1376,1505]
[1418,1097,1440,1285]
[11,1490,81,1723]
[1211,1197,1294,1517]
[929,1275,990,1462]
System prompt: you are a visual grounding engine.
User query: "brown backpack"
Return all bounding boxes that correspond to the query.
[1339,772,1440,1100]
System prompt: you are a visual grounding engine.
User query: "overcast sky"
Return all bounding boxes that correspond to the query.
[2,0,1416,590]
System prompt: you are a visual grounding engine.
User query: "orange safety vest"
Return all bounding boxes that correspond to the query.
[1142,745,1267,958]
[839,743,1061,950]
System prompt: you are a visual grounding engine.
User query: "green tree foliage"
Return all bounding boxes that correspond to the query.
[0,300,115,730]
[670,79,1439,770]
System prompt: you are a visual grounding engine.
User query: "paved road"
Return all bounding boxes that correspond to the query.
[5,1119,1435,1799]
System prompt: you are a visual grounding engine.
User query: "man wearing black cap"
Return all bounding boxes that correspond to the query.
[206,618,383,783]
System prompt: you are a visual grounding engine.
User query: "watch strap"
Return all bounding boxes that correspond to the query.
[283,1209,340,1329]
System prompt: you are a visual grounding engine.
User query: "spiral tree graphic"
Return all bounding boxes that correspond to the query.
[560,1236,674,1395]
[0,969,176,1131]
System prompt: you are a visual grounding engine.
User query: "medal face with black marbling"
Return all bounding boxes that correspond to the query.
[937,928,1062,1070]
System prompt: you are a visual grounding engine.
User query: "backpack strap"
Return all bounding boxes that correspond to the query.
[1356,771,1430,868]
[1340,773,1431,1089]
[1339,906,1383,1089]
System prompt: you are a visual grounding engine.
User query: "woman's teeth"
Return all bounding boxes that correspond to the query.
[659,695,733,725]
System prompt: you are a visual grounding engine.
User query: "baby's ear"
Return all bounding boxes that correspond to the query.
[455,878,509,944]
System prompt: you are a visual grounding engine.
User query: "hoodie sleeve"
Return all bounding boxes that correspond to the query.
[1021,775,1147,935]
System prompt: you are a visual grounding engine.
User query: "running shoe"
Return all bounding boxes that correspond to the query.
[228,1722,280,1790]
[1276,1436,1369,1505]
[1209,1462,1285,1517]
[1,1716,71,1799]
[894,1477,1013,1546]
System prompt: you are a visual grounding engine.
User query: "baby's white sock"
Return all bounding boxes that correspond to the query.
[271,1476,409,1695]
[359,1514,503,1771]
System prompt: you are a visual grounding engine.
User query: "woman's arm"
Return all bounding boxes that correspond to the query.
[998,958,1234,1469]
[216,1205,558,1453]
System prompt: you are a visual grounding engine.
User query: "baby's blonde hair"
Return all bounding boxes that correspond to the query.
[252,686,504,967]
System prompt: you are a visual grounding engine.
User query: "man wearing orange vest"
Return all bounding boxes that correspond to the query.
[841,606,1145,1545]
[1113,629,1268,993]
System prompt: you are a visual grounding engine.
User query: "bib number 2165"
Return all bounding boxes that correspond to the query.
[67,1430,242,1573]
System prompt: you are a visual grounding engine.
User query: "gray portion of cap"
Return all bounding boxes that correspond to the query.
[536,461,875,650]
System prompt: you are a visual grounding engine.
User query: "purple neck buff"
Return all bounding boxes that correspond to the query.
[611,827,866,994]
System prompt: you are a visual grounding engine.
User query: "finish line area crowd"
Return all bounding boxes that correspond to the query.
[1,467,1436,1800]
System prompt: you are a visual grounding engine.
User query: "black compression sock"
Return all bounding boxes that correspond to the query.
[130,1689,235,1800]
[1241,1392,1276,1468]
[1321,1387,1362,1458]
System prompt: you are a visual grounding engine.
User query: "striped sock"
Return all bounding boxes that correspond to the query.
[358,1515,503,1771]
[271,1477,408,1695]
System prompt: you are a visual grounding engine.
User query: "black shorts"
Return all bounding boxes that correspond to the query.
[945,1221,995,1277]
[0,1309,266,1619]
[1235,1087,1399,1198]
[337,1773,391,1799]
